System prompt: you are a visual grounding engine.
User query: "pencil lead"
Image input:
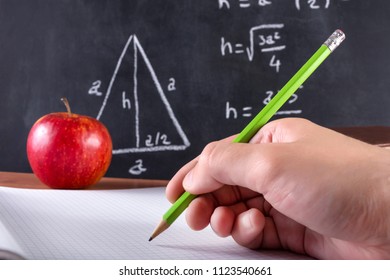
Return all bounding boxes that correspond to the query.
[148,236,153,242]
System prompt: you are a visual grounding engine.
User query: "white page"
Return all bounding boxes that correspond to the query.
[0,220,25,259]
[0,186,310,260]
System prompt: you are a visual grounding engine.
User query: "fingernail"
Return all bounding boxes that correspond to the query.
[183,170,193,189]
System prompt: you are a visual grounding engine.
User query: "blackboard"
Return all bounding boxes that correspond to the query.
[1,0,389,180]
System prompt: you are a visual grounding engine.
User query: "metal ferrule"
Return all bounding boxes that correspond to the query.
[324,29,346,52]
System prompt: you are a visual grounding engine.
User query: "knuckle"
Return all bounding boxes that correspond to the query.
[198,141,220,168]
[250,146,285,189]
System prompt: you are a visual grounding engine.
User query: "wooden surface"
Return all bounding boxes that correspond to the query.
[332,126,390,148]
[0,172,168,190]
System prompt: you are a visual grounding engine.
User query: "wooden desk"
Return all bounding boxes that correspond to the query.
[332,126,390,148]
[0,172,168,190]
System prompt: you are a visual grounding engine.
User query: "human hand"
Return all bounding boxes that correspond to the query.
[166,118,390,259]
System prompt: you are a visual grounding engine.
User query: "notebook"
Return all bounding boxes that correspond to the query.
[0,186,310,260]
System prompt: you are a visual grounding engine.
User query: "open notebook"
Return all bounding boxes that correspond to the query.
[0,186,310,260]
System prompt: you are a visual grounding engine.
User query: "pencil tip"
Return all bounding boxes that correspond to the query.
[149,219,169,243]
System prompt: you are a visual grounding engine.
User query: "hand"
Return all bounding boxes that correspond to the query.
[166,118,390,259]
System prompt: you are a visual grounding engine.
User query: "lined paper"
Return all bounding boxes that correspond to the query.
[0,186,310,260]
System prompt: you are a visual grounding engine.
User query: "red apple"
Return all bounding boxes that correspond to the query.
[27,98,112,189]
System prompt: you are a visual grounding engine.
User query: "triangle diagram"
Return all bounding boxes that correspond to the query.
[97,35,190,154]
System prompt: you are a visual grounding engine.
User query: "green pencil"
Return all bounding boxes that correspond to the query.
[149,29,346,241]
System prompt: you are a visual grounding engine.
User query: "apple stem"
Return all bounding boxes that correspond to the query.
[61,97,72,117]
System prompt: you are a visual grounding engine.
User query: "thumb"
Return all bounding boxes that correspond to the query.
[182,118,310,195]
[182,139,284,196]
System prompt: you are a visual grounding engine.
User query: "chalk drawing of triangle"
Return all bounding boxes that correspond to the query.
[97,35,190,154]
